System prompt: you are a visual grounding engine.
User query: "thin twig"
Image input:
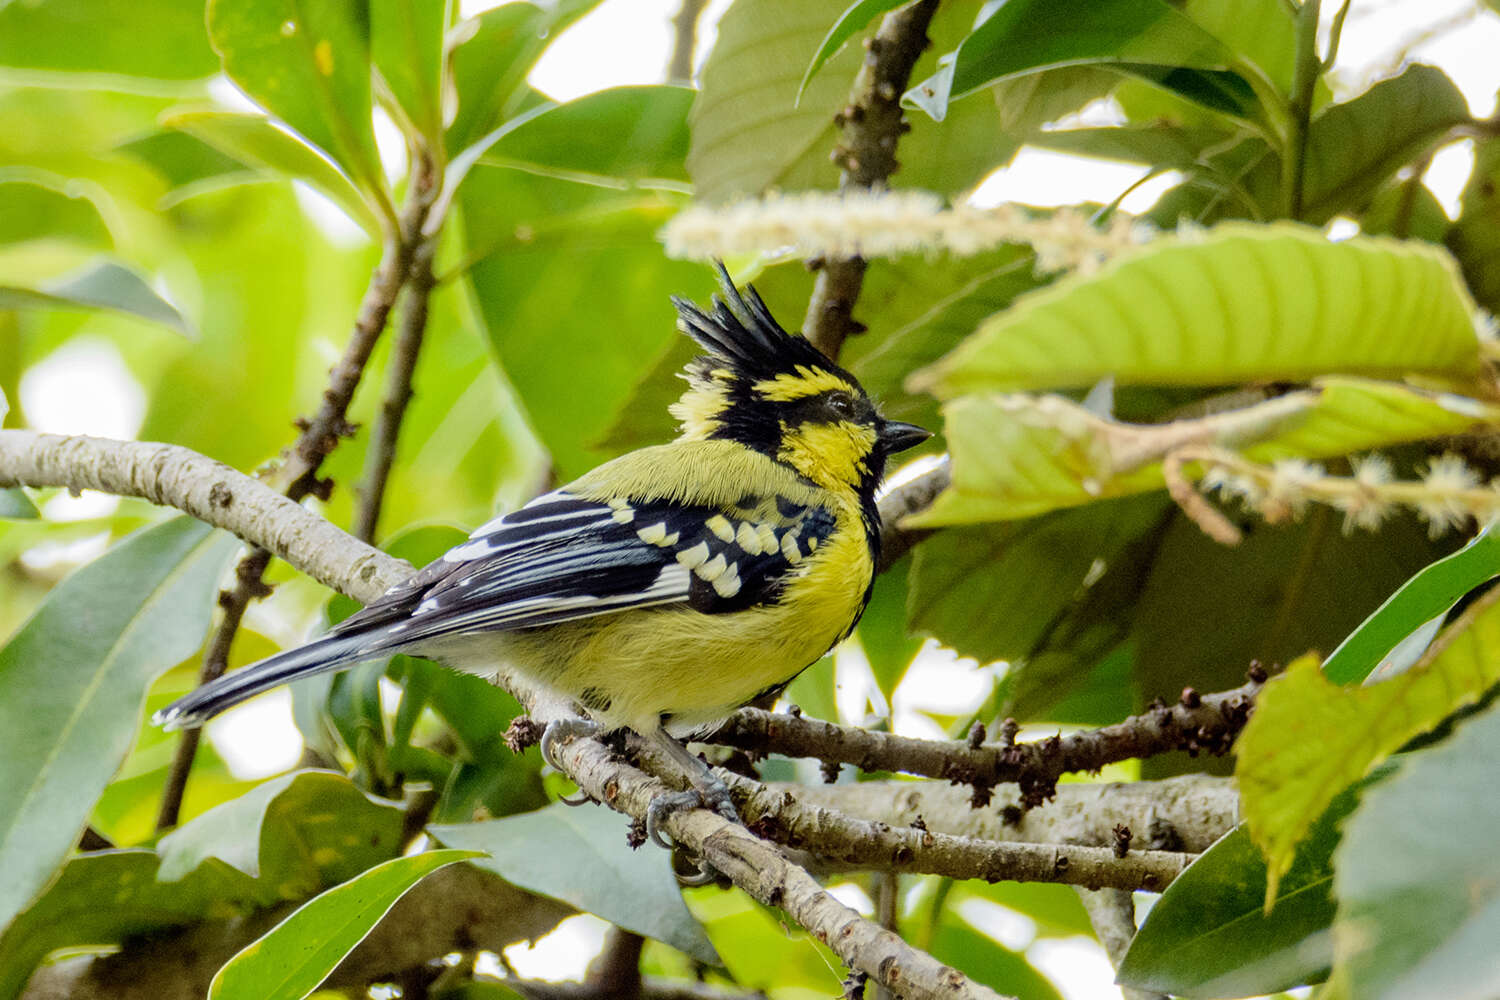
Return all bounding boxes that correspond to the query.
[666,0,708,84]
[585,929,645,1000]
[354,230,439,543]
[803,0,940,360]
[1282,0,1321,219]
[1074,888,1167,1000]
[156,166,441,831]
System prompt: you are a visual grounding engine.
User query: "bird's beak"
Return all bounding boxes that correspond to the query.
[878,420,931,453]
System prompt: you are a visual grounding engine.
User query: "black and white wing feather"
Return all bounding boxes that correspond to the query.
[155,489,834,728]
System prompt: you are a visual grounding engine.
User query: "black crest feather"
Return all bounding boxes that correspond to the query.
[671,262,839,379]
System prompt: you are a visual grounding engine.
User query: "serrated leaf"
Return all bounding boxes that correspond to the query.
[914,223,1483,399]
[914,378,1498,525]
[1118,786,1361,998]
[0,850,260,1000]
[1333,702,1500,1000]
[371,0,446,146]
[430,802,718,964]
[157,770,404,899]
[207,0,387,215]
[1239,585,1500,902]
[906,0,1249,122]
[0,259,193,336]
[0,518,237,933]
[166,110,380,237]
[209,849,481,1000]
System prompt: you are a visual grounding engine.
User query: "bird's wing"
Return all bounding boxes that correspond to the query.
[336,488,837,649]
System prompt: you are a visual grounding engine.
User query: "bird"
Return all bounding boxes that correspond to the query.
[155,264,929,847]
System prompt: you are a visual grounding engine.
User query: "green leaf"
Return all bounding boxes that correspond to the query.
[1239,584,1500,902]
[0,489,38,519]
[206,0,388,216]
[689,0,1013,203]
[165,109,381,238]
[0,178,113,248]
[1322,523,1500,685]
[158,770,405,899]
[481,85,693,185]
[798,0,907,100]
[430,802,719,964]
[370,0,446,146]
[0,259,193,336]
[930,918,1063,1000]
[914,223,1483,399]
[857,556,922,702]
[458,166,705,477]
[906,0,1248,122]
[1119,787,1361,997]
[1360,179,1450,243]
[1023,123,1231,170]
[209,849,481,1000]
[0,518,237,933]
[0,850,260,1000]
[0,0,219,79]
[1333,701,1500,999]
[1446,133,1500,315]
[914,378,1498,525]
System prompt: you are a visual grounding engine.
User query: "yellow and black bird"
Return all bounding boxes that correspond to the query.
[156,265,928,837]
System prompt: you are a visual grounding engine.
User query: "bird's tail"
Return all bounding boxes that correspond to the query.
[152,631,379,731]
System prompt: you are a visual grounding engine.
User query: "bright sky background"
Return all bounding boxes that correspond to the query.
[17,1,1500,995]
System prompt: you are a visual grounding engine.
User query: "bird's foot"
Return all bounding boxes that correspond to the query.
[645,772,740,850]
[539,717,601,771]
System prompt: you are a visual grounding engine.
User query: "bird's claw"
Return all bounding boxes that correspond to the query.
[539,717,601,771]
[644,777,740,849]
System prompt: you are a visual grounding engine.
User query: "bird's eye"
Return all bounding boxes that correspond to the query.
[826,392,855,418]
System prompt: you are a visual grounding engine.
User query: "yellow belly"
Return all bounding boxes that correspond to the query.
[490,508,874,735]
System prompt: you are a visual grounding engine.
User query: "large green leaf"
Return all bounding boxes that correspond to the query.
[209,849,481,1000]
[0,259,192,336]
[207,0,387,215]
[370,0,446,146]
[1333,701,1500,999]
[689,0,1013,203]
[929,919,1063,1000]
[905,0,1252,123]
[856,555,922,701]
[157,770,405,899]
[0,178,113,248]
[914,378,1498,526]
[0,850,260,1000]
[1239,583,1500,900]
[430,802,719,965]
[0,0,219,79]
[1119,785,1363,997]
[165,108,381,239]
[481,85,693,185]
[914,223,1483,399]
[0,518,238,933]
[458,165,705,477]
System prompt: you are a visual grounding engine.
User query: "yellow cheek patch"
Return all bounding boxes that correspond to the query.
[778,421,877,490]
[753,365,856,402]
[669,381,730,439]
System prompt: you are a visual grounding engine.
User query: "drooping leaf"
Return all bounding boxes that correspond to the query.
[165,109,381,237]
[857,555,922,702]
[157,770,405,899]
[798,0,908,100]
[0,259,193,336]
[206,0,388,214]
[1239,584,1500,900]
[1360,178,1450,243]
[914,378,1498,526]
[0,518,237,933]
[0,178,113,248]
[1118,784,1365,997]
[1333,701,1500,1000]
[481,85,693,185]
[370,0,447,146]
[0,850,260,1000]
[430,802,719,964]
[913,223,1483,400]
[209,849,482,1000]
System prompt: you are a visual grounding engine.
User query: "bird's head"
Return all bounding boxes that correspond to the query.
[670,265,929,498]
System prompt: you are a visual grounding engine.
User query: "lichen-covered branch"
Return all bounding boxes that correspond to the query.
[803,0,940,360]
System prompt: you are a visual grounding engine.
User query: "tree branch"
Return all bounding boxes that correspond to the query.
[666,0,708,84]
[803,0,940,360]
[708,675,1264,809]
[1074,888,1166,1000]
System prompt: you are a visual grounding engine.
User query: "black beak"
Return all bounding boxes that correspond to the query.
[878,420,931,453]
